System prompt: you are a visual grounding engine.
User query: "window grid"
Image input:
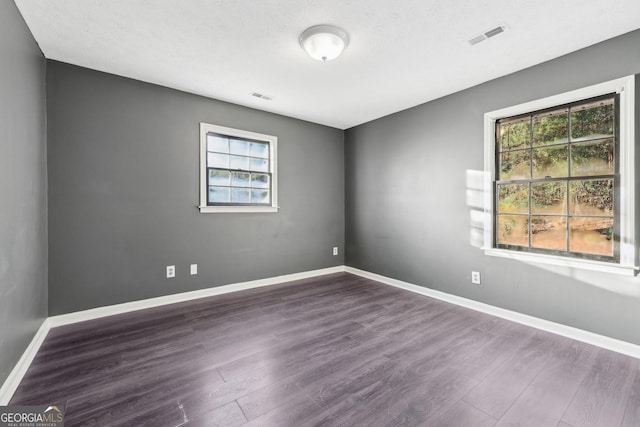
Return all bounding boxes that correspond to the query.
[494,93,618,262]
[206,133,272,206]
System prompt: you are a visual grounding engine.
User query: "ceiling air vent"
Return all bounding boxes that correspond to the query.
[468,25,507,46]
[251,92,273,101]
[468,34,486,46]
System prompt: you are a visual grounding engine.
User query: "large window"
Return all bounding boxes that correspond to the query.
[484,76,636,275]
[199,123,278,213]
[496,94,617,260]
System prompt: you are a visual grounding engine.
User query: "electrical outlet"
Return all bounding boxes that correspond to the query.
[190,264,198,275]
[166,265,175,278]
[471,271,481,285]
[333,247,339,256]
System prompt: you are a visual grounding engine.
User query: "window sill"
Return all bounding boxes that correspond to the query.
[483,248,639,276]
[199,205,278,214]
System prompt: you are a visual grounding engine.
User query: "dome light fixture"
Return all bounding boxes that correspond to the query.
[299,25,349,62]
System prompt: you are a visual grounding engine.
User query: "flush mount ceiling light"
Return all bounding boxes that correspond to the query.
[299,25,349,62]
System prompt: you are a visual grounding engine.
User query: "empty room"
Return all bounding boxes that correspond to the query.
[2,0,640,425]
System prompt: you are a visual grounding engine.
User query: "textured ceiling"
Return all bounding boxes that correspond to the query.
[14,0,640,129]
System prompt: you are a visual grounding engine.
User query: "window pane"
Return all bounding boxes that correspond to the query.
[231,171,250,187]
[532,145,568,178]
[491,90,620,262]
[250,157,269,172]
[209,186,230,203]
[570,139,614,177]
[533,108,568,146]
[569,217,614,256]
[231,188,250,203]
[499,150,530,180]
[250,141,269,159]
[531,182,566,215]
[229,139,249,156]
[251,189,270,204]
[569,179,613,216]
[251,173,270,189]
[498,184,528,214]
[571,98,614,141]
[498,117,530,151]
[497,215,529,246]
[209,169,230,186]
[207,134,228,153]
[530,216,567,250]
[208,152,229,168]
[230,155,249,170]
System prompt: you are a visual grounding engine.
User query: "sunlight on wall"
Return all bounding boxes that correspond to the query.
[518,258,640,297]
[466,169,489,248]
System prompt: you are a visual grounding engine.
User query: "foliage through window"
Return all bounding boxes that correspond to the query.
[199,123,278,213]
[495,94,618,261]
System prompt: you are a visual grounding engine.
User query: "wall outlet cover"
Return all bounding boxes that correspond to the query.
[166,265,176,278]
[471,271,481,285]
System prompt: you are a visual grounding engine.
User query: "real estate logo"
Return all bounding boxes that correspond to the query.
[0,406,64,427]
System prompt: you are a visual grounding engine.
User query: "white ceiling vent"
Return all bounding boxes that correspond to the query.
[250,92,273,101]
[468,34,486,46]
[468,25,507,45]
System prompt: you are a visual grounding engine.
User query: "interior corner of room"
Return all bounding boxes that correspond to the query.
[2,0,640,422]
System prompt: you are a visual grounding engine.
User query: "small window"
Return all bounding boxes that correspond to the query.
[484,76,637,275]
[199,123,278,213]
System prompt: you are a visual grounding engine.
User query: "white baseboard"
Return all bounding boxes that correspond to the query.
[48,265,346,327]
[345,266,640,360]
[0,318,51,405]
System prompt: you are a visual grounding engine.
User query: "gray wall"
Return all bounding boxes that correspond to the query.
[47,62,345,315]
[345,29,640,345]
[0,1,47,384]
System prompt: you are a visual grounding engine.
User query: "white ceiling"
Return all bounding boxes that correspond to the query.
[14,0,640,130]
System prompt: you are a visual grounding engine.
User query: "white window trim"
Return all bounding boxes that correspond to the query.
[483,76,637,276]
[199,123,278,213]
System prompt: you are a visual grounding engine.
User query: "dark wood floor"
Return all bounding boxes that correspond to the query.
[10,272,640,426]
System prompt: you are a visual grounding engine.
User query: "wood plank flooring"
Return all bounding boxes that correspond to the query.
[9,272,640,426]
